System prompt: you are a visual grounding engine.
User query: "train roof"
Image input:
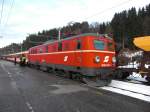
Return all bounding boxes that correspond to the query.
[30,33,113,49]
[45,33,112,43]
[3,51,29,56]
[29,33,113,50]
[133,36,150,51]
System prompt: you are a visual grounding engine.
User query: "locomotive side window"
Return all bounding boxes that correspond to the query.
[94,40,105,50]
[76,40,81,50]
[107,42,114,51]
[58,42,62,51]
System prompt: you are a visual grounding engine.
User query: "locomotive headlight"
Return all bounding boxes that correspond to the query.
[95,56,100,63]
[112,56,116,63]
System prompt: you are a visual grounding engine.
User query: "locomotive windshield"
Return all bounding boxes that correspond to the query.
[94,40,105,50]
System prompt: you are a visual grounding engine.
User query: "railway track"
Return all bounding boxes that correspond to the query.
[3,60,150,102]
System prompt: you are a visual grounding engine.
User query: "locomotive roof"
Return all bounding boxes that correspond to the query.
[30,33,113,49]
[44,33,112,44]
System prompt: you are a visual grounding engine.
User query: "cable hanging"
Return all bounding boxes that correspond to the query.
[84,0,132,20]
[0,0,5,25]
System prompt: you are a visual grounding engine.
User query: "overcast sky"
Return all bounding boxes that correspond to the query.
[0,0,149,48]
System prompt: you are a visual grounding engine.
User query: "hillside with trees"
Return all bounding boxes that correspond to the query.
[0,3,150,55]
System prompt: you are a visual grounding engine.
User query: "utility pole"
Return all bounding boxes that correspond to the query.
[58,28,61,41]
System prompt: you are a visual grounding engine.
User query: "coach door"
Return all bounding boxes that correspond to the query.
[75,39,82,70]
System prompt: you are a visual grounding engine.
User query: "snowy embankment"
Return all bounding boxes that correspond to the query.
[100,80,150,102]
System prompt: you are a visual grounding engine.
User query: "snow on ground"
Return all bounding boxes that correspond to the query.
[100,80,150,102]
[118,62,139,69]
[127,72,148,82]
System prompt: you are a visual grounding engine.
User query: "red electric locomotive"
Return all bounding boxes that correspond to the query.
[28,33,116,85]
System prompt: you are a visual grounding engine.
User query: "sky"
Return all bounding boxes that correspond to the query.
[0,0,149,48]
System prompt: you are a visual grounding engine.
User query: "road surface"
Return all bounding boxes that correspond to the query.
[0,60,149,112]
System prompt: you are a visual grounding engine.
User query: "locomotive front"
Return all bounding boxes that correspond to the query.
[80,34,116,85]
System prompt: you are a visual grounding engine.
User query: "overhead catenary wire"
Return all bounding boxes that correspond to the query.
[0,0,14,39]
[4,0,14,27]
[0,0,5,25]
[84,0,132,20]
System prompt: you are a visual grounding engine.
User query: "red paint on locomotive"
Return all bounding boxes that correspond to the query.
[28,33,116,77]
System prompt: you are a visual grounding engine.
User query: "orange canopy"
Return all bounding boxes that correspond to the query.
[133,36,150,51]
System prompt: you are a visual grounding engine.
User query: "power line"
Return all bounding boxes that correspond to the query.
[84,0,132,20]
[0,0,5,25]
[4,0,14,27]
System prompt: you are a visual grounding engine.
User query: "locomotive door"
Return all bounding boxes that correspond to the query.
[75,39,82,70]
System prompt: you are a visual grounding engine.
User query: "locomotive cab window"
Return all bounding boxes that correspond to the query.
[58,42,62,51]
[94,40,105,50]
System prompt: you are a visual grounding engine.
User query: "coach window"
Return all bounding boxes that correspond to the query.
[76,40,81,50]
[52,45,56,52]
[39,48,43,53]
[58,42,62,51]
[34,49,36,54]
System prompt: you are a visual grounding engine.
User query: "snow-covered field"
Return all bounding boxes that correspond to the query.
[100,80,150,102]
